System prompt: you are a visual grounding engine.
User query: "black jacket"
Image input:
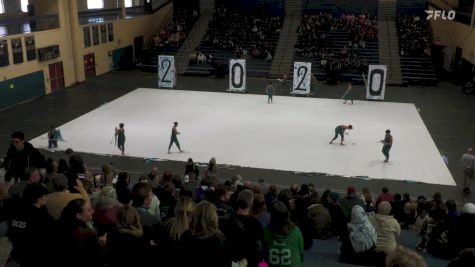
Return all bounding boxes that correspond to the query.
[7,204,55,267]
[4,142,46,181]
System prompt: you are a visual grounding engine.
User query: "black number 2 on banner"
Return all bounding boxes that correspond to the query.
[369,69,384,96]
[231,63,244,88]
[296,66,307,90]
[161,59,171,83]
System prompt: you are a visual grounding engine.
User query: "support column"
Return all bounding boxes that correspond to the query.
[119,0,126,20]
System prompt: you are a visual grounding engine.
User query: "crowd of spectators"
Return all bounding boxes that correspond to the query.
[203,6,283,61]
[397,14,432,56]
[149,9,199,51]
[295,12,377,83]
[0,131,475,267]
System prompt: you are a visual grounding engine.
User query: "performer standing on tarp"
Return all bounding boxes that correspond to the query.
[168,122,183,153]
[381,129,393,163]
[342,81,354,104]
[115,123,125,155]
[48,125,59,150]
[266,81,275,104]
[330,125,353,145]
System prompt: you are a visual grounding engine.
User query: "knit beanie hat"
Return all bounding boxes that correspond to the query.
[378,201,392,215]
[329,192,340,203]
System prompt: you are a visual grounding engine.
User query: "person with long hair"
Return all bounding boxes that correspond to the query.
[56,198,104,267]
[179,201,235,267]
[159,197,196,266]
[105,205,149,267]
[114,172,131,205]
[263,201,304,267]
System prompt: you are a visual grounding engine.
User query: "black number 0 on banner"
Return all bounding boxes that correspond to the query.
[368,69,384,96]
[296,66,308,90]
[231,63,244,88]
[161,59,171,83]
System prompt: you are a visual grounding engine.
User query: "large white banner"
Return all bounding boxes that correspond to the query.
[365,65,387,101]
[158,55,176,88]
[228,59,246,92]
[292,62,311,95]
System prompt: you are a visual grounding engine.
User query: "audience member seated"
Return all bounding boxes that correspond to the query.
[105,205,150,267]
[376,187,394,206]
[340,186,365,220]
[385,246,428,267]
[149,9,198,52]
[339,205,386,266]
[178,201,237,267]
[447,248,475,267]
[8,167,41,200]
[46,173,87,220]
[204,7,282,62]
[369,201,401,255]
[263,201,304,267]
[114,172,131,205]
[159,197,196,267]
[130,182,161,244]
[451,202,475,256]
[93,186,122,236]
[220,189,264,267]
[56,198,105,267]
[306,194,332,240]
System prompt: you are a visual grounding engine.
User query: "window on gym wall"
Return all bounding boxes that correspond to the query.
[87,0,104,9]
[21,0,28,12]
[125,0,133,8]
[0,0,5,14]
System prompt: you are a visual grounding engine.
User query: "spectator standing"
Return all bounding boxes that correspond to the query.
[131,182,161,244]
[184,158,199,178]
[7,183,54,267]
[460,148,475,193]
[114,172,131,205]
[4,131,46,183]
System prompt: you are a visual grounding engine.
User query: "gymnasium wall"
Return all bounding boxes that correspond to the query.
[0,0,172,101]
[429,4,475,65]
[73,1,173,81]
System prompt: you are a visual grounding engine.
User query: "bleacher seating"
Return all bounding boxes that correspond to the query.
[397,0,438,86]
[184,6,283,77]
[139,9,198,72]
[293,2,379,85]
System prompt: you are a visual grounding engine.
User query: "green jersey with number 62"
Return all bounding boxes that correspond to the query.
[263,226,304,267]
